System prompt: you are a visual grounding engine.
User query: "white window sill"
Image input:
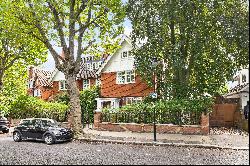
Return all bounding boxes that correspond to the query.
[116,81,136,85]
[59,89,68,91]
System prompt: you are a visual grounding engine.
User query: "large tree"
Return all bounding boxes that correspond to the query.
[9,0,126,137]
[0,1,46,91]
[128,0,249,99]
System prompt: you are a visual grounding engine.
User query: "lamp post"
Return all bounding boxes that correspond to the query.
[151,57,158,142]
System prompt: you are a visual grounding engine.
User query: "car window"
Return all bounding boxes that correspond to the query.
[34,119,42,127]
[19,120,31,126]
[41,120,58,127]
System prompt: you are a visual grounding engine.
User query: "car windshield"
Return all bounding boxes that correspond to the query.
[41,119,59,127]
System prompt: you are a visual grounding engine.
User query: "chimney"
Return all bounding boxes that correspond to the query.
[102,53,109,60]
[58,48,65,61]
[61,49,65,60]
[28,66,34,80]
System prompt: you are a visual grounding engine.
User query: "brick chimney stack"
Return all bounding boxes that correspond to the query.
[61,49,65,60]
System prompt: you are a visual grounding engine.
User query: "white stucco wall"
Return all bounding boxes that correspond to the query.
[241,92,249,110]
[51,71,65,81]
[102,41,134,73]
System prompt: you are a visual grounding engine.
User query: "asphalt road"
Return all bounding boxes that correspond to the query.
[0,133,249,165]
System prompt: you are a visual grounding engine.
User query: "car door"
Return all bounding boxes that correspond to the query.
[26,119,37,139]
[18,120,31,138]
[31,119,46,140]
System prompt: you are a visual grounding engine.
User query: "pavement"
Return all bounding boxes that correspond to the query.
[80,127,249,150]
[6,126,249,150]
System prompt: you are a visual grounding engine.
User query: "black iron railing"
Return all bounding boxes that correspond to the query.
[101,110,202,125]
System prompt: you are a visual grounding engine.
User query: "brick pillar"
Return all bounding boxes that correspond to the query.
[201,112,209,135]
[94,112,102,129]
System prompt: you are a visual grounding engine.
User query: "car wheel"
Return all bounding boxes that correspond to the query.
[13,132,22,142]
[3,129,9,133]
[44,134,55,145]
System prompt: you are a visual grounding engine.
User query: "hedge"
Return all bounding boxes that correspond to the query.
[9,95,69,122]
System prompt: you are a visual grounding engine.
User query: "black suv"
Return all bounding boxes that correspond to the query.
[13,118,73,145]
[0,115,10,133]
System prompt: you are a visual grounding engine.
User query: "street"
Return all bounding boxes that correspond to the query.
[0,133,249,165]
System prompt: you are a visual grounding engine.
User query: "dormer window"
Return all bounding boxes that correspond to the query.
[98,61,102,68]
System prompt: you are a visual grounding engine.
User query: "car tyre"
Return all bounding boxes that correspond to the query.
[13,131,22,142]
[44,134,55,145]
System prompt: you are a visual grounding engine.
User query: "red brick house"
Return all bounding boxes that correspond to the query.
[27,55,108,100]
[27,67,53,100]
[95,36,153,112]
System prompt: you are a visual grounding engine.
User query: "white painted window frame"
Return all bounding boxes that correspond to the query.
[121,50,134,59]
[116,70,135,84]
[34,89,41,97]
[83,79,90,89]
[96,78,101,86]
[59,80,67,90]
[121,51,128,59]
[125,97,142,105]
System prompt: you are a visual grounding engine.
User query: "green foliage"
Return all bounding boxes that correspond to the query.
[0,1,47,89]
[79,86,100,124]
[128,0,249,99]
[52,92,70,105]
[52,86,100,124]
[0,64,31,116]
[6,0,126,133]
[9,95,69,122]
[102,97,214,125]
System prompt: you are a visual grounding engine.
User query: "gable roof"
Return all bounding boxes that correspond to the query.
[76,62,97,79]
[96,35,133,75]
[33,68,53,87]
[224,83,249,97]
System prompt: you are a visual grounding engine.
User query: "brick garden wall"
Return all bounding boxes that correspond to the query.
[93,112,210,135]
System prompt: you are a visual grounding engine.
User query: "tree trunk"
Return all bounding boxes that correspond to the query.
[0,70,4,91]
[65,74,84,138]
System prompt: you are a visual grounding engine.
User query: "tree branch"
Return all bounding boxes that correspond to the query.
[46,1,68,55]
[3,56,21,71]
[75,7,108,34]
[75,0,88,19]
[69,0,76,59]
[16,3,65,71]
[75,39,96,72]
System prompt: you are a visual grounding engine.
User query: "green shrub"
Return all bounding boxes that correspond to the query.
[10,95,69,122]
[80,86,100,124]
[52,92,70,105]
[51,86,100,124]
